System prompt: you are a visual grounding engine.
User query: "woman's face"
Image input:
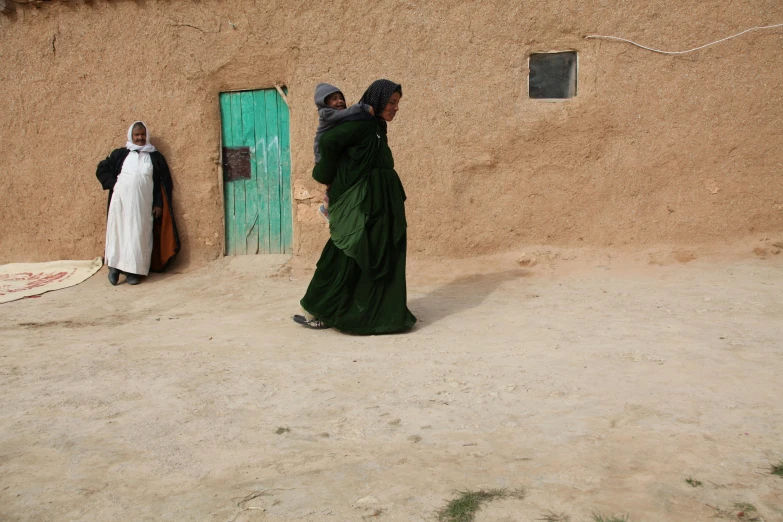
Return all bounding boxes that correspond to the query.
[380,92,401,122]
[132,125,147,146]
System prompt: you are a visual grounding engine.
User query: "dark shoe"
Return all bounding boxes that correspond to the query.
[293,314,329,329]
[108,267,120,286]
[126,274,142,285]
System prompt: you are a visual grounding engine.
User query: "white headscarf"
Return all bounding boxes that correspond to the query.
[125,121,158,153]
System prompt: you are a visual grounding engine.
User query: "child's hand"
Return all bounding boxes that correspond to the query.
[368,106,375,116]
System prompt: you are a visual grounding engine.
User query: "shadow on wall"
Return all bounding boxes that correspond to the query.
[409,269,530,329]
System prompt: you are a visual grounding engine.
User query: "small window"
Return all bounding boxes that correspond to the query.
[529,51,577,99]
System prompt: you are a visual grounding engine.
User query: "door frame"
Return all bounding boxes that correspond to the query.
[218,85,293,256]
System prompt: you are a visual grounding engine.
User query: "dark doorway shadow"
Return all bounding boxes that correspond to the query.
[409,269,530,330]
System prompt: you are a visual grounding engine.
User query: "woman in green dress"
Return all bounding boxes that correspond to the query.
[294,79,417,334]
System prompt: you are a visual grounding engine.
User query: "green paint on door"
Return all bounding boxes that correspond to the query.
[220,89,293,255]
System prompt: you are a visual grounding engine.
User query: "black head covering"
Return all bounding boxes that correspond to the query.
[359,79,402,117]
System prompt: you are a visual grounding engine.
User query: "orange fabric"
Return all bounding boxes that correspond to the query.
[151,187,178,271]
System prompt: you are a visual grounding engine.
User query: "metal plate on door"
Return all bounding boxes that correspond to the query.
[222,147,252,182]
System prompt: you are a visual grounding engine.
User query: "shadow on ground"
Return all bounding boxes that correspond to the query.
[409,269,530,329]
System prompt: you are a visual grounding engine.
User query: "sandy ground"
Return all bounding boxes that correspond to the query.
[1,252,782,522]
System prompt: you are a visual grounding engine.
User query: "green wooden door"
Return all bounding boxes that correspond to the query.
[220,89,293,255]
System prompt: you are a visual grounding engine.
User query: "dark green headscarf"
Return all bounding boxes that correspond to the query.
[359,79,402,117]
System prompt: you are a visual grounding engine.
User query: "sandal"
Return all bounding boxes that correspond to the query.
[293,314,330,330]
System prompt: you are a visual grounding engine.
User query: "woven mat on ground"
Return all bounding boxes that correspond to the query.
[0,258,103,304]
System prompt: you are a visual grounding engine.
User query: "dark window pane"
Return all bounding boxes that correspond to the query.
[529,52,577,99]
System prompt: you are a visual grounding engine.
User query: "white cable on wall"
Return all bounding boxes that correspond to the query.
[585,23,783,55]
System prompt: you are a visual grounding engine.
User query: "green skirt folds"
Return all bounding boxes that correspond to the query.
[300,167,416,335]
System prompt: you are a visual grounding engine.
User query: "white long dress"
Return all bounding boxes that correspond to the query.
[104,151,154,276]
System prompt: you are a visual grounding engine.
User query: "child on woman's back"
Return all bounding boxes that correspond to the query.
[313,83,374,221]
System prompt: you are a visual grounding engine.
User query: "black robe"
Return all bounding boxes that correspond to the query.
[96,148,181,272]
[300,120,416,334]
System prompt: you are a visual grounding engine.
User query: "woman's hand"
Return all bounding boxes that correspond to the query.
[153,207,163,219]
